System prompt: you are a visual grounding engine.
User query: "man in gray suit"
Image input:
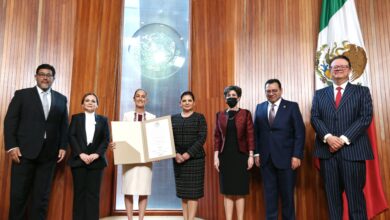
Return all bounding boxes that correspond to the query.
[311,55,373,220]
[4,64,68,220]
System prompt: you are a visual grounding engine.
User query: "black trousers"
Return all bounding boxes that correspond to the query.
[71,166,103,220]
[9,142,57,220]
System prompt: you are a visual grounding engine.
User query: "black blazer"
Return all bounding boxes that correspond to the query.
[4,87,68,159]
[68,113,110,169]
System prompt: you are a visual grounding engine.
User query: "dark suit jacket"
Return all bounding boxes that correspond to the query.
[214,109,255,154]
[311,83,374,160]
[4,87,68,159]
[254,99,305,169]
[68,113,110,169]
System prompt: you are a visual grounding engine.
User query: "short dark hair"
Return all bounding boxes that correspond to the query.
[133,88,148,98]
[81,92,99,105]
[224,85,242,98]
[36,64,56,77]
[264,79,282,89]
[180,91,195,101]
[330,55,351,68]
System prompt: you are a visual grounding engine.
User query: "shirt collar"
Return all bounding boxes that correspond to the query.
[333,81,348,91]
[84,112,95,118]
[36,86,51,94]
[268,98,282,107]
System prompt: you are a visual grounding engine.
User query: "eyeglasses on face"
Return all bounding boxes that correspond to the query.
[36,72,54,78]
[266,89,280,94]
[330,65,350,70]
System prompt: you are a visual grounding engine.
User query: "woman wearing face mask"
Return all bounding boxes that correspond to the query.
[68,93,110,220]
[171,91,207,220]
[121,88,155,220]
[214,85,255,220]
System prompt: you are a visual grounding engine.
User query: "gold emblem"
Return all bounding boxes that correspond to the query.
[315,41,367,85]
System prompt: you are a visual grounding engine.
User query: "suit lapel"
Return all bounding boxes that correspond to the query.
[47,90,56,119]
[32,87,46,119]
[92,115,101,145]
[324,86,336,110]
[273,99,286,126]
[272,99,286,125]
[80,114,88,146]
[337,83,355,110]
[261,102,270,127]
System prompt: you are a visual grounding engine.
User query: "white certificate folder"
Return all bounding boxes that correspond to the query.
[111,116,176,164]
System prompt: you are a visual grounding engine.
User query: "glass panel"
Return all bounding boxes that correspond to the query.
[116,0,189,211]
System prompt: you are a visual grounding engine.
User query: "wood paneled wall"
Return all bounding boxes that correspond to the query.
[191,0,236,219]
[0,0,389,219]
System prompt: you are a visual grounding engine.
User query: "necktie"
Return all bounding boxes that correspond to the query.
[42,92,49,119]
[335,87,342,109]
[269,104,276,125]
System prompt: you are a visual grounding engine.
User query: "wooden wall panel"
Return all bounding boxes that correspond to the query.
[191,0,236,219]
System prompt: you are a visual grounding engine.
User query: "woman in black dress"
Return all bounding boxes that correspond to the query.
[172,91,207,220]
[214,86,255,220]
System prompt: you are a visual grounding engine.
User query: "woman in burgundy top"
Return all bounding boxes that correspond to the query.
[214,85,255,220]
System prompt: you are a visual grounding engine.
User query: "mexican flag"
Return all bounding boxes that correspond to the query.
[314,0,388,219]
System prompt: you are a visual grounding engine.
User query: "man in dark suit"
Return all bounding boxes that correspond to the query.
[311,55,373,220]
[254,79,305,220]
[4,64,68,220]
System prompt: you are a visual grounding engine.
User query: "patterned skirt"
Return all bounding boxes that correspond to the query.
[173,157,205,199]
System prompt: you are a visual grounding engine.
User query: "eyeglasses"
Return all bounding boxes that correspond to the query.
[266,89,280,94]
[330,65,350,70]
[36,72,54,78]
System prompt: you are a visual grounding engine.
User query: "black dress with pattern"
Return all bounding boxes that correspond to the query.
[171,112,207,199]
[219,110,249,195]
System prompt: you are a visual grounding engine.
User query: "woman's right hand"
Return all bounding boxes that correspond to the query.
[109,142,116,149]
[214,154,220,172]
[175,153,185,163]
[80,153,92,164]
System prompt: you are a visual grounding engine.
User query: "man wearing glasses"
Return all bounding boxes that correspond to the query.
[311,55,373,220]
[4,64,68,220]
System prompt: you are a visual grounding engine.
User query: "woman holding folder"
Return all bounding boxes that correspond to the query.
[68,92,110,220]
[121,88,155,220]
[172,91,207,220]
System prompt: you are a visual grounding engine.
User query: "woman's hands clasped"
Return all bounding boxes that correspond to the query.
[79,153,99,165]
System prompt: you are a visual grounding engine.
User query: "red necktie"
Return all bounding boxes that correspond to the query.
[335,87,342,108]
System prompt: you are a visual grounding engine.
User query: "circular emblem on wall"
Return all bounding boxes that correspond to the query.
[128,23,186,80]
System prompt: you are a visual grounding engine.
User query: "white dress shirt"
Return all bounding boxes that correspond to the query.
[85,112,96,145]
